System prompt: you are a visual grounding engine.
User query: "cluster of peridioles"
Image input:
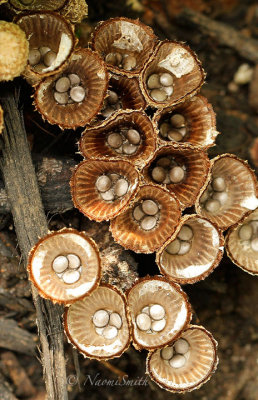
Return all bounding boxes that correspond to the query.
[5,10,257,393]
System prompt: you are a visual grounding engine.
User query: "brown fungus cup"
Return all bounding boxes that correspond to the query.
[34,48,108,129]
[96,74,146,122]
[147,325,218,393]
[225,207,258,275]
[27,229,101,304]
[16,12,76,85]
[71,159,140,222]
[142,146,210,209]
[64,284,131,360]
[195,154,258,231]
[139,40,205,109]
[156,214,224,284]
[110,184,181,254]
[91,17,158,77]
[153,95,218,149]
[126,276,192,351]
[80,110,157,169]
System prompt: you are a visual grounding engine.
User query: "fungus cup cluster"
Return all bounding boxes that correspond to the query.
[3,8,258,394]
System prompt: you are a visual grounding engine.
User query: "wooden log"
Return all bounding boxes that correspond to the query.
[0,155,75,214]
[0,82,68,400]
[0,319,36,355]
[1,351,36,398]
[176,8,258,63]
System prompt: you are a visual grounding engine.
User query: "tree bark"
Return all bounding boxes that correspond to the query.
[0,155,75,214]
[0,81,68,400]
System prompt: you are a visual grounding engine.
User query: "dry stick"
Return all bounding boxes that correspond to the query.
[176,8,258,63]
[0,82,68,400]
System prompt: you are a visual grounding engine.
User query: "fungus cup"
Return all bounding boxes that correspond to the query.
[142,146,210,209]
[71,159,140,222]
[226,207,258,275]
[34,48,108,129]
[80,109,157,168]
[110,184,181,253]
[153,95,218,149]
[147,325,218,393]
[95,74,146,122]
[27,228,101,304]
[91,17,158,77]
[64,284,131,360]
[126,276,192,350]
[195,154,258,230]
[139,40,205,108]
[156,214,224,284]
[9,0,68,12]
[16,12,76,85]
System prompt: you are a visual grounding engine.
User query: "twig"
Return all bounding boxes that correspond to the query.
[72,349,82,392]
[100,361,127,381]
[176,8,258,63]
[0,81,68,400]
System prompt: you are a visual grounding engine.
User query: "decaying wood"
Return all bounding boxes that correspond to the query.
[1,351,36,398]
[176,8,258,63]
[0,82,68,400]
[80,218,139,292]
[0,155,76,214]
[0,319,36,355]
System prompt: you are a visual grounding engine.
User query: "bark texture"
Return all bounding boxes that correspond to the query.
[0,82,68,400]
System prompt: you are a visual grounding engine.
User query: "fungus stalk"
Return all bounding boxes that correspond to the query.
[0,82,68,400]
